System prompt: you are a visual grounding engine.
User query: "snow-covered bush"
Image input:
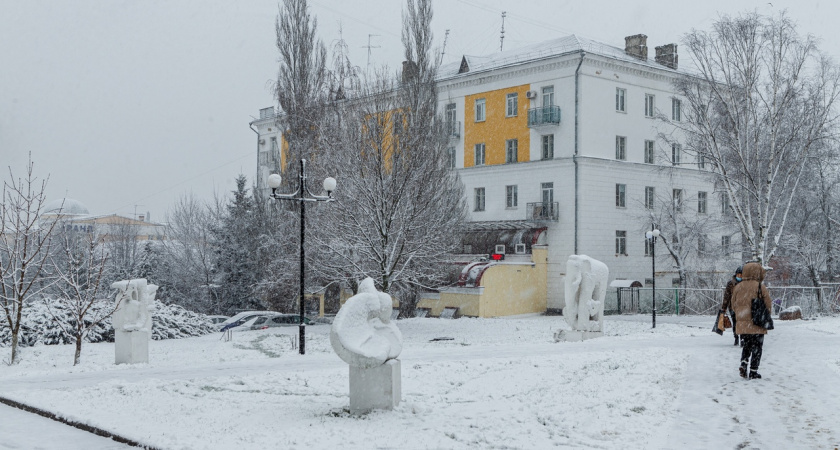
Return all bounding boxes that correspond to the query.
[0,298,215,347]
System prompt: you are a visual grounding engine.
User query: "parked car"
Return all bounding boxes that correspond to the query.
[218,311,281,331]
[251,314,314,330]
[206,315,229,325]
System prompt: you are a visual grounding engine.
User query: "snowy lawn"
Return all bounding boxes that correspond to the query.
[1,314,839,449]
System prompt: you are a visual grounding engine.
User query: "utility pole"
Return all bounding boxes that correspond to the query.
[441,29,450,60]
[500,12,506,51]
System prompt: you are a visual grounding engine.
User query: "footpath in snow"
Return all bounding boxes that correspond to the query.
[0,314,838,449]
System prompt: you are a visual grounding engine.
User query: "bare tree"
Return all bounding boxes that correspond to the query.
[0,157,59,364]
[672,12,840,265]
[48,226,113,365]
[313,0,465,312]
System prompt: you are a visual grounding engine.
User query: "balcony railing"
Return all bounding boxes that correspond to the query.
[527,106,561,127]
[447,121,461,138]
[526,202,559,221]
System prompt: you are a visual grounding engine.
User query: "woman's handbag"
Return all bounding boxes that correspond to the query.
[722,315,732,329]
[713,310,725,335]
[751,288,775,330]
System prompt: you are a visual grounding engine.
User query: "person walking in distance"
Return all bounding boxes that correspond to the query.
[731,262,773,379]
[720,266,743,346]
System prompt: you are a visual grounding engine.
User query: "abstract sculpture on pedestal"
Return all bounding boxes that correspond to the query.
[111,278,156,364]
[556,255,608,341]
[330,277,402,413]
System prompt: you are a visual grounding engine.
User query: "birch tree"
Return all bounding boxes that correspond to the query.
[672,12,840,265]
[0,157,59,364]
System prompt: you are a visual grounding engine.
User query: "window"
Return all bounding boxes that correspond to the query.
[645,186,655,210]
[445,103,457,134]
[542,86,555,107]
[541,182,554,205]
[542,134,554,160]
[505,139,518,163]
[698,234,707,253]
[616,88,626,112]
[616,136,626,160]
[698,154,705,169]
[446,147,455,169]
[721,194,731,215]
[644,140,655,164]
[474,188,485,211]
[474,143,485,166]
[698,191,707,214]
[672,98,681,121]
[506,93,518,117]
[506,185,518,208]
[616,230,627,255]
[645,94,655,117]
[616,184,626,207]
[673,189,683,211]
[645,238,653,256]
[721,235,731,255]
[672,143,682,165]
[475,98,486,122]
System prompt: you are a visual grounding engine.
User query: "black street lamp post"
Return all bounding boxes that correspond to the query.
[267,159,336,355]
[645,226,660,329]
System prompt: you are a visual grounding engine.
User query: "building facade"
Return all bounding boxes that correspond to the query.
[253,33,735,315]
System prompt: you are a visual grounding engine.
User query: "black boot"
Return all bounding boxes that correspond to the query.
[734,336,740,346]
[749,370,762,379]
[739,362,748,379]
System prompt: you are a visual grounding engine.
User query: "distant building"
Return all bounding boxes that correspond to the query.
[41,198,166,241]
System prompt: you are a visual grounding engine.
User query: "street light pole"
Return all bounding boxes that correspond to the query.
[268,159,336,355]
[646,226,660,329]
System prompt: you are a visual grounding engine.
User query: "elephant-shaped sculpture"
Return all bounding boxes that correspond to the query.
[564,255,608,332]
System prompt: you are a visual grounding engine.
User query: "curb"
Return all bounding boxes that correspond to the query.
[0,395,164,450]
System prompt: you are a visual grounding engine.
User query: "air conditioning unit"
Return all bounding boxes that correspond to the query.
[515,244,526,254]
[495,244,506,254]
[526,90,538,99]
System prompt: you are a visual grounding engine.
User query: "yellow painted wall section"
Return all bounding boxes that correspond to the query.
[464,84,530,168]
[417,293,481,317]
[428,247,548,318]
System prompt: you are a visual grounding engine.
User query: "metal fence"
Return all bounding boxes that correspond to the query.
[605,285,840,318]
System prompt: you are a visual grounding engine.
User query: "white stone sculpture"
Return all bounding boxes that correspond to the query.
[557,255,608,341]
[330,277,402,413]
[111,278,156,364]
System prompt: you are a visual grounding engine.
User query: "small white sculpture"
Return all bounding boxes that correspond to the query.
[563,255,608,333]
[330,277,402,414]
[111,278,156,364]
[330,277,402,368]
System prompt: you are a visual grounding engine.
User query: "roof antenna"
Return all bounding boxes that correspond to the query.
[441,29,450,60]
[500,11,506,51]
[363,34,380,72]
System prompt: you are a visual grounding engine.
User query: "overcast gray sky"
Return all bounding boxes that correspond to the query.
[1,0,835,221]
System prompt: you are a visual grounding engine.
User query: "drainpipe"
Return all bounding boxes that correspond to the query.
[574,51,585,254]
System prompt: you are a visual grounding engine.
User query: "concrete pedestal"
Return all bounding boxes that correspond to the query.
[115,330,150,364]
[349,359,401,414]
[554,330,604,342]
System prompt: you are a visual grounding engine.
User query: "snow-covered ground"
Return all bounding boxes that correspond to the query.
[1,314,838,449]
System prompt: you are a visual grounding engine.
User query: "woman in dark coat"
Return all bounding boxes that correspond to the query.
[720,266,743,346]
[731,262,773,379]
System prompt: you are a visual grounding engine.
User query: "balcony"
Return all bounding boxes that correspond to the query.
[447,121,461,139]
[527,106,561,127]
[259,107,276,119]
[526,202,559,221]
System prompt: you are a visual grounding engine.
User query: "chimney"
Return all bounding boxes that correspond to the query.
[655,44,679,70]
[624,34,648,60]
[401,60,418,83]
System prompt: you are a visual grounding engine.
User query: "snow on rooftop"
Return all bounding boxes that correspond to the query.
[438,34,681,80]
[41,198,90,216]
